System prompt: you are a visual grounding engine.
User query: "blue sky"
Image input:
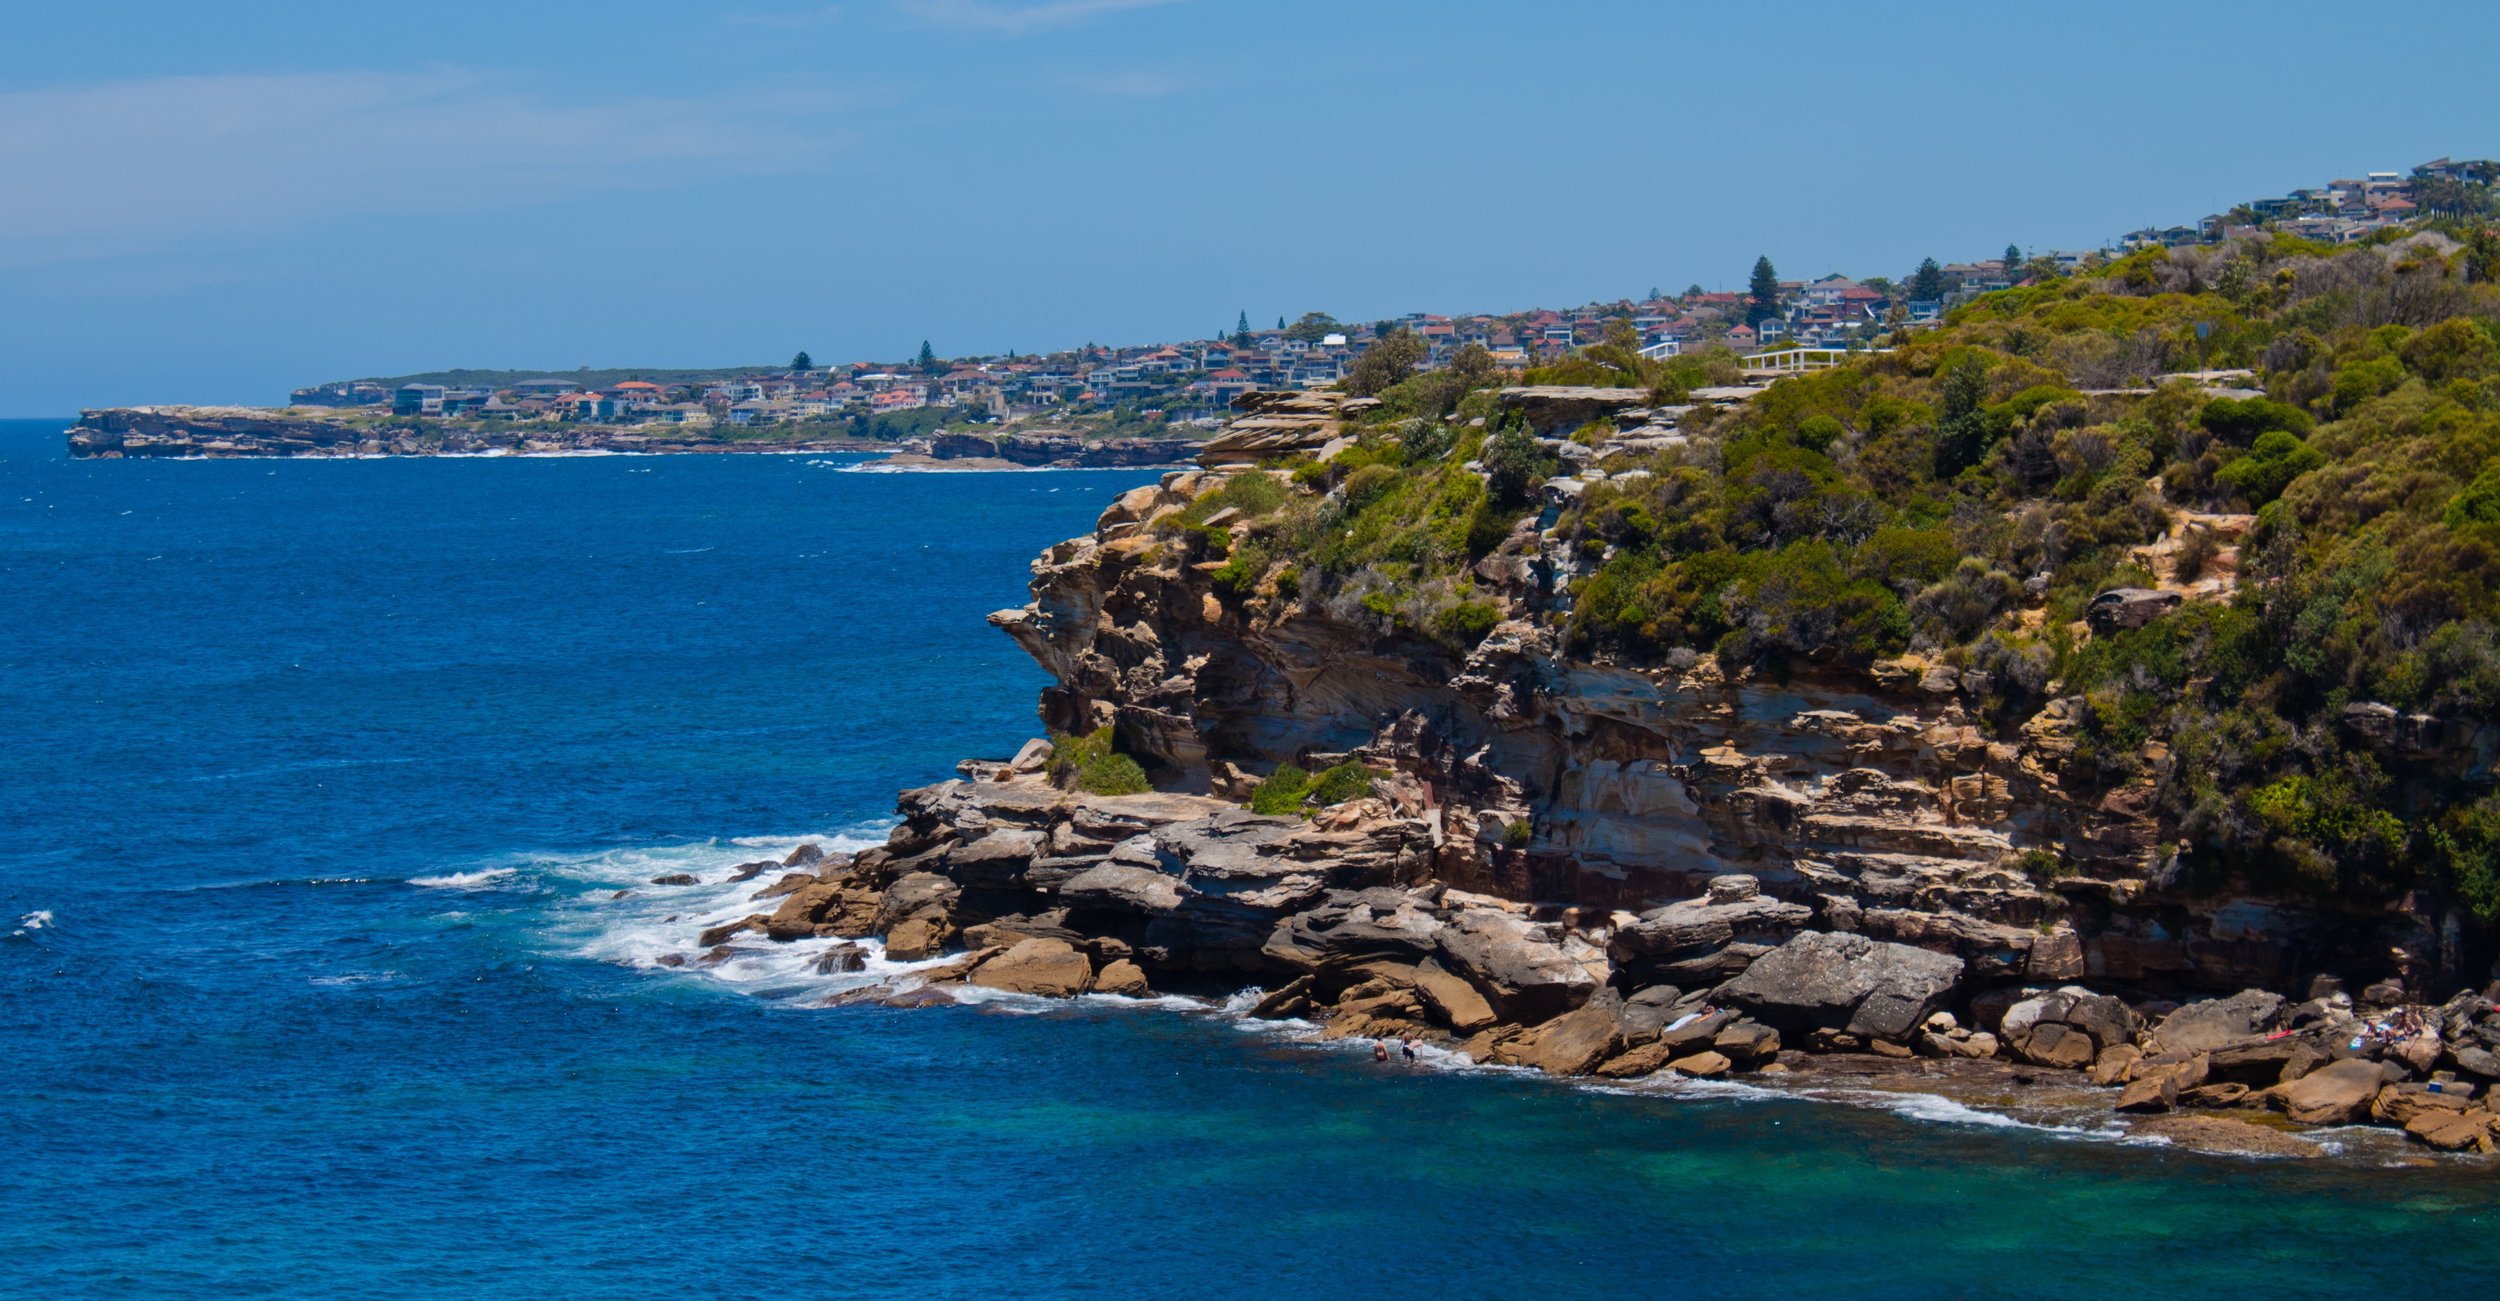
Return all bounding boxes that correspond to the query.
[4,0,2495,414]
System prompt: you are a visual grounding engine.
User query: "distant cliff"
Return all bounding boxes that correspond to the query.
[68,407,1208,462]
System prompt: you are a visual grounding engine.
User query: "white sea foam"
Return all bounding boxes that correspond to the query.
[407,867,518,890]
[531,822,919,1003]
[9,909,54,937]
[541,834,2302,1155]
[1800,1086,2122,1141]
[310,970,403,987]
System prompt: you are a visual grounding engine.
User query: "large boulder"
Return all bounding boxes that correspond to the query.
[1411,957,1498,1033]
[1500,1000,1624,1076]
[2274,1057,2398,1126]
[2151,989,2285,1054]
[1092,958,1151,997]
[2001,987,2143,1065]
[1616,985,1688,1043]
[1434,906,1607,1024]
[1263,888,1444,970]
[1608,875,1812,978]
[2406,1110,2496,1153]
[942,827,1049,887]
[1721,931,1964,1042]
[969,938,1093,997]
[2085,587,2182,634]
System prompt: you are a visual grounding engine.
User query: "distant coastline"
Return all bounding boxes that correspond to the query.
[64,407,1199,469]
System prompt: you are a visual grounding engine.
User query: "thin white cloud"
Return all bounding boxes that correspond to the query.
[898,0,1184,35]
[0,72,856,266]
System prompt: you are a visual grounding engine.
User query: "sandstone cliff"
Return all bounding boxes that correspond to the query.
[979,465,2458,999]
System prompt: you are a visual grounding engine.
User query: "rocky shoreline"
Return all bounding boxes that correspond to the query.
[629,415,2500,1164]
[644,764,2500,1163]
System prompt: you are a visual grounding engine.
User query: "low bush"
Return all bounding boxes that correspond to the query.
[1049,727,1151,796]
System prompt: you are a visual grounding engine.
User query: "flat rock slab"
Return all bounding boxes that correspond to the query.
[2128,1114,2325,1159]
[1722,930,1963,1041]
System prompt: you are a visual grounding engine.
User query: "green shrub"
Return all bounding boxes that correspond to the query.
[2214,430,2325,506]
[2197,396,2312,444]
[1049,727,1152,796]
[1210,542,1268,596]
[1304,761,1379,806]
[1483,425,1548,508]
[1341,462,1401,511]
[1434,599,1502,646]
[1249,763,1312,815]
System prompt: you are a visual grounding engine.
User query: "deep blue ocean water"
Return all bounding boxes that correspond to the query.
[3,417,2496,1299]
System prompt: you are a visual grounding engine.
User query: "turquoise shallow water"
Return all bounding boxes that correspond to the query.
[2,418,2495,1299]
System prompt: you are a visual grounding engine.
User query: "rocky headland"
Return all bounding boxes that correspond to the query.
[64,406,1196,465]
[639,393,2500,1162]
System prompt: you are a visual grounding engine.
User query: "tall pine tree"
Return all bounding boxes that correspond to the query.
[1746,256,1780,326]
[1909,258,1948,302]
[1234,310,1251,347]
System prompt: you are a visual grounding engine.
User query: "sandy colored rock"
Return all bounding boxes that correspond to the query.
[2405,1109,2496,1153]
[1092,957,1151,997]
[1412,957,1498,1033]
[1596,1041,1676,1079]
[2089,1043,2144,1086]
[2275,1057,2395,1126]
[1668,1051,1732,1078]
[2128,1114,2324,1159]
[1502,1002,1623,1076]
[883,913,951,961]
[2115,1072,2179,1114]
[969,937,1093,997]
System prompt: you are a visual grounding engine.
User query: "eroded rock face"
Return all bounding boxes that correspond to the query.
[1722,931,1965,1042]
[1434,906,1607,1025]
[969,466,2465,996]
[1609,875,1813,982]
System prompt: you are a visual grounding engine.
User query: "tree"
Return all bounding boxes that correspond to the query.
[791,350,813,371]
[1284,312,1341,344]
[1908,257,1949,302]
[1345,329,1426,397]
[1445,342,1497,389]
[916,340,938,374]
[1746,256,1780,326]
[2003,244,2022,274]
[1683,283,1705,299]
[1234,310,1251,347]
[1483,425,1546,509]
[2468,226,2500,285]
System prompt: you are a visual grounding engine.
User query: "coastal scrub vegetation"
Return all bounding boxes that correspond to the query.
[1048,727,1151,796]
[1248,761,1382,816]
[1211,224,2500,921]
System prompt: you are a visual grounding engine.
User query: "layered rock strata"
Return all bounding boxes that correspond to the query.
[681,457,2500,1155]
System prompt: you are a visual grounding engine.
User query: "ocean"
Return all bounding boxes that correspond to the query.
[2,417,2494,1299]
